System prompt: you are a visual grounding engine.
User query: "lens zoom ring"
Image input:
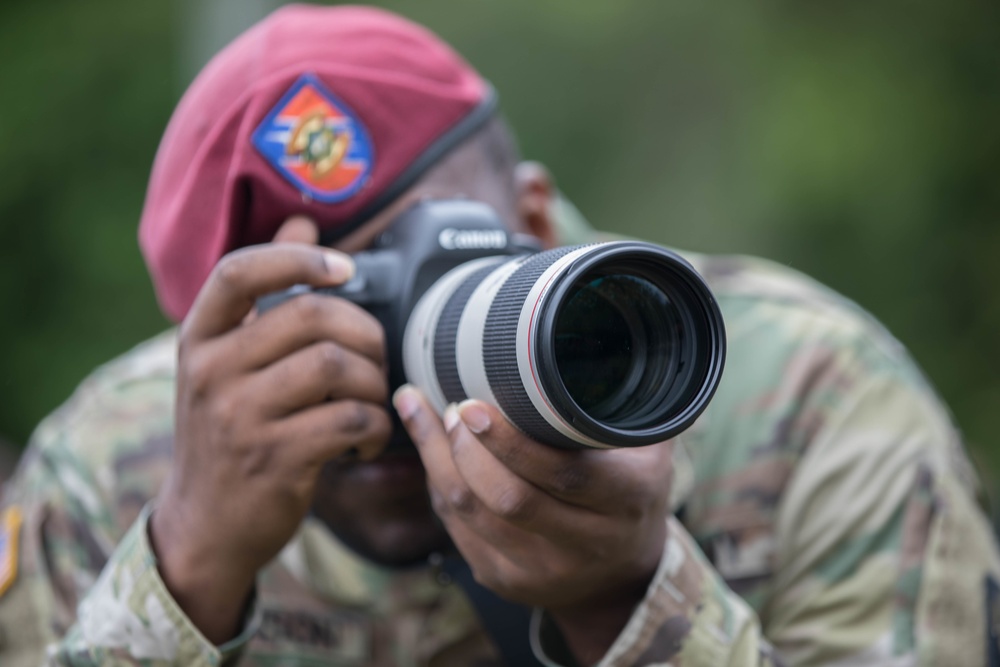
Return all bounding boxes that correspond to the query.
[483,246,587,450]
[433,261,504,404]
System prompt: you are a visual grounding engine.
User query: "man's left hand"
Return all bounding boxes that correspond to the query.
[394,384,673,663]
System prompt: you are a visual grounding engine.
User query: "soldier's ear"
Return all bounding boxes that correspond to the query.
[515,162,558,250]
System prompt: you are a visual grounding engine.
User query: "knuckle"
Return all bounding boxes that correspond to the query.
[213,253,248,291]
[181,351,215,398]
[552,462,591,495]
[315,342,347,377]
[338,401,373,435]
[493,487,536,523]
[211,393,242,435]
[430,490,450,517]
[493,441,527,471]
[293,294,329,327]
[447,486,477,516]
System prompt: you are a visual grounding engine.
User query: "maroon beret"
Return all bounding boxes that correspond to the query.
[138,4,494,321]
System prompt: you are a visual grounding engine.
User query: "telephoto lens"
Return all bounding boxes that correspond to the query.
[403,241,726,449]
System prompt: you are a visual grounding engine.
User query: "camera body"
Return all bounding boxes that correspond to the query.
[257,199,539,400]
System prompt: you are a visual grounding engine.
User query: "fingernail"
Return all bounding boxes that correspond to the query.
[323,252,354,282]
[393,385,420,420]
[458,401,491,434]
[443,404,460,433]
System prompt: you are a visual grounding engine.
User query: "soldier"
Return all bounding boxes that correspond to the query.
[1,5,998,666]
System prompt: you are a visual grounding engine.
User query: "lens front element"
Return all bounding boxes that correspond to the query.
[554,273,680,426]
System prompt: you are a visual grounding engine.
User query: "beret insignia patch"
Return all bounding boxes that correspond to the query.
[252,73,374,203]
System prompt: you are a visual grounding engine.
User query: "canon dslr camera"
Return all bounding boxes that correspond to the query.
[259,199,725,449]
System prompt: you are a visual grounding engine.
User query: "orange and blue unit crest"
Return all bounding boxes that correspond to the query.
[253,73,375,203]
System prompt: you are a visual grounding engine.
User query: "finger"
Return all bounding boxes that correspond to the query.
[250,341,388,417]
[457,399,672,509]
[394,387,541,567]
[184,244,355,342]
[394,387,603,560]
[240,218,320,326]
[393,385,482,519]
[233,293,386,370]
[273,400,391,465]
[272,216,319,244]
[445,412,603,541]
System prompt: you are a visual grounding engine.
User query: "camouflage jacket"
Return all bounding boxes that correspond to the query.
[2,214,999,665]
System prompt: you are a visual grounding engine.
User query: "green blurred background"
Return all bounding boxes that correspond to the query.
[0,1,997,479]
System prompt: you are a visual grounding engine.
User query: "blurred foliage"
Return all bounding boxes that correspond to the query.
[0,1,998,479]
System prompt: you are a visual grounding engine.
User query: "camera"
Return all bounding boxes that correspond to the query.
[258,199,726,449]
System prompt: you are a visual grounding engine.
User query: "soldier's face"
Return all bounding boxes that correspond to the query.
[304,160,532,566]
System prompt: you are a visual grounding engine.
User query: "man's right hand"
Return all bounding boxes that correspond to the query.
[149,220,392,644]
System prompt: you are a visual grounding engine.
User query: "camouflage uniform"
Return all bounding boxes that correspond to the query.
[1,205,999,666]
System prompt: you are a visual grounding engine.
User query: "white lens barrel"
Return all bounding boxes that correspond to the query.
[401,256,507,413]
[402,242,726,449]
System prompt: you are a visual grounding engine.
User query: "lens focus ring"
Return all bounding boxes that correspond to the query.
[483,246,587,449]
[433,260,505,404]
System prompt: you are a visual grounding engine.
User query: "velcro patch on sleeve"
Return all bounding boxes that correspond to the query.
[0,506,23,597]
